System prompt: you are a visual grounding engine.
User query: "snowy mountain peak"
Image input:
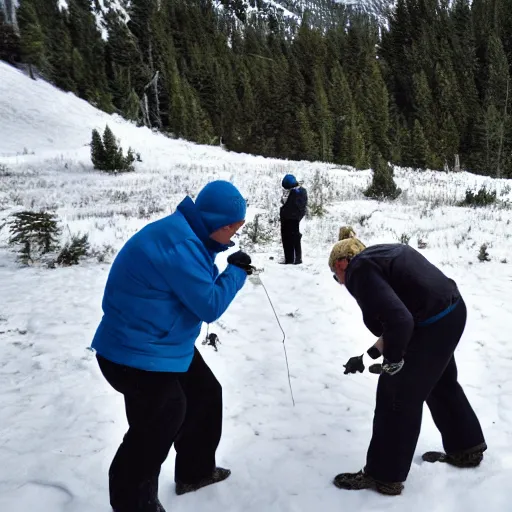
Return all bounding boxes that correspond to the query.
[219,0,392,26]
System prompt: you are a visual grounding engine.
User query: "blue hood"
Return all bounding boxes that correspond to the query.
[177,196,233,253]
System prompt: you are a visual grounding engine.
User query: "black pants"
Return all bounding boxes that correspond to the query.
[365,298,486,483]
[97,348,222,512]
[280,218,302,263]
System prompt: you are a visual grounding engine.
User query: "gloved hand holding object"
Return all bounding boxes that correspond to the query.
[343,336,404,376]
[343,354,365,374]
[345,356,404,376]
[382,359,404,375]
[227,250,255,275]
[343,337,382,375]
[369,363,383,374]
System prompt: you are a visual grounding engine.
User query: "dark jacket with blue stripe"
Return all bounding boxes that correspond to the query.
[345,244,461,363]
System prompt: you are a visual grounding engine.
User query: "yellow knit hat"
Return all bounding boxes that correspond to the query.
[328,226,366,271]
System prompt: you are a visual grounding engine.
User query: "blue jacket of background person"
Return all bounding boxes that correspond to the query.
[91,181,248,372]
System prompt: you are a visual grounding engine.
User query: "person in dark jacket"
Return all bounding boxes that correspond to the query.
[280,173,308,264]
[91,180,254,512]
[328,227,487,496]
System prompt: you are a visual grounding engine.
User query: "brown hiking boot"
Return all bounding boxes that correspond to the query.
[423,442,487,468]
[175,467,231,496]
[333,470,404,496]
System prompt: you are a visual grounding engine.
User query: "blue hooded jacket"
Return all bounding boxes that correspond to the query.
[91,181,248,372]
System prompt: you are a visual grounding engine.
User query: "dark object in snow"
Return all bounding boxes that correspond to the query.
[202,332,220,351]
[422,444,486,467]
[176,467,231,496]
[478,243,490,262]
[333,470,403,496]
[343,354,365,374]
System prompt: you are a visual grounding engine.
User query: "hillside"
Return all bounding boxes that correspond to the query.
[3,0,512,178]
[0,0,390,31]
[236,0,391,24]
[1,61,512,512]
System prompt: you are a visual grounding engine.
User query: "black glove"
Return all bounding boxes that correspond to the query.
[369,363,382,374]
[227,250,255,275]
[343,354,365,375]
[367,346,381,360]
[381,359,404,376]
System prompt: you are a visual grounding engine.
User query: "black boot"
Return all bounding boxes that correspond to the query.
[333,470,403,496]
[175,467,231,496]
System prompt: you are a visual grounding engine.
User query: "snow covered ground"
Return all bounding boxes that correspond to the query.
[1,60,512,511]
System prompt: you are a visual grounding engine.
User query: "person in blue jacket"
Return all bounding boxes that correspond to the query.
[280,174,308,264]
[91,180,254,512]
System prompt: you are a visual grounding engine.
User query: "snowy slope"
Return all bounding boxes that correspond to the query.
[1,61,512,512]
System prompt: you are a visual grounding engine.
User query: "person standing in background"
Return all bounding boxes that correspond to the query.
[279,174,308,265]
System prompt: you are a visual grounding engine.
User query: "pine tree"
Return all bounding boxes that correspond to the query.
[8,211,61,264]
[297,104,319,161]
[125,89,141,123]
[48,16,75,92]
[412,71,435,144]
[361,58,391,159]
[329,62,356,165]
[409,119,432,170]
[67,0,112,110]
[0,10,20,64]
[364,150,401,200]
[312,72,334,162]
[439,113,460,170]
[17,0,46,79]
[344,113,368,170]
[469,32,511,176]
[232,62,257,152]
[91,129,106,170]
[91,125,135,173]
[71,48,85,89]
[102,125,119,170]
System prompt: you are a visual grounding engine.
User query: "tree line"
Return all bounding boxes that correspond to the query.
[1,0,512,178]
